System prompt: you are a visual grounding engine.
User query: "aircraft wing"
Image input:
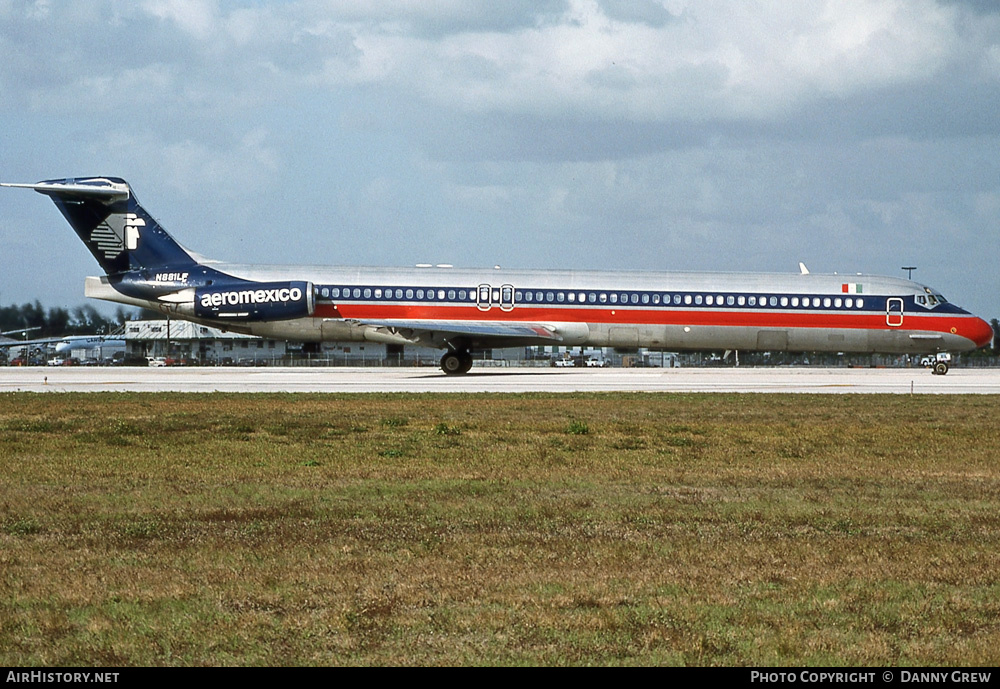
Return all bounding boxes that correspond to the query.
[0,336,67,349]
[0,336,119,350]
[351,319,564,347]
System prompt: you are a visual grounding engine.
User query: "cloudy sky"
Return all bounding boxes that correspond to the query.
[2,0,999,320]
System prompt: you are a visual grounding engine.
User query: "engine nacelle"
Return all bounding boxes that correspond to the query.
[194,281,314,322]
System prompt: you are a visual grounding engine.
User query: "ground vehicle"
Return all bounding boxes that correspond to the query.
[585,358,608,367]
[553,358,575,367]
[921,352,952,375]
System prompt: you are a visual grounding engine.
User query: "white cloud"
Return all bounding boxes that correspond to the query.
[140,0,219,40]
[327,0,964,120]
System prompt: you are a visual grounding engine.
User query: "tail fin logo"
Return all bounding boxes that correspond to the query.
[90,213,144,260]
[125,214,143,250]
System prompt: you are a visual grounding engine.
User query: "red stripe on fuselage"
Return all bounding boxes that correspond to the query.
[314,303,975,336]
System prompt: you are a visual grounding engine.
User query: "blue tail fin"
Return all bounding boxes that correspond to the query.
[2,177,198,275]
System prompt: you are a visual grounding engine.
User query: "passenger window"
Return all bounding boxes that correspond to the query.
[364,288,372,298]
[780,297,788,307]
[599,293,608,303]
[769,296,777,307]
[695,295,703,305]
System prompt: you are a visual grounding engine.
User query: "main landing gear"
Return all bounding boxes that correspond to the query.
[440,349,474,375]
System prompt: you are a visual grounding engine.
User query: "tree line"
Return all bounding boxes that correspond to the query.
[0,301,149,339]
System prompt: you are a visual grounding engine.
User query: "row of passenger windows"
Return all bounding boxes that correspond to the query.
[318,286,867,310]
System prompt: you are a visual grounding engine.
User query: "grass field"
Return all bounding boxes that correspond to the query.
[1,392,998,666]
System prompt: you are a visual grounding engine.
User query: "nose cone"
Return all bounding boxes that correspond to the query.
[963,317,994,349]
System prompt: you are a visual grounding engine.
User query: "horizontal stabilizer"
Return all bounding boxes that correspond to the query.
[1,178,130,202]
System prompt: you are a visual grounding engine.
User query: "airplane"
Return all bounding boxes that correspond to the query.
[0,334,125,361]
[1,176,992,375]
[49,334,125,356]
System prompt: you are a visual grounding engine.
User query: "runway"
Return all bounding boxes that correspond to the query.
[2,365,999,393]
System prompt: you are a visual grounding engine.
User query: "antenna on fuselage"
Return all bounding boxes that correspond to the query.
[798,262,809,275]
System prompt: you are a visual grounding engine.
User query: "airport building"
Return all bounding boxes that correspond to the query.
[124,320,288,365]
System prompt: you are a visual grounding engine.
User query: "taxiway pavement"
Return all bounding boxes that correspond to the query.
[2,366,999,394]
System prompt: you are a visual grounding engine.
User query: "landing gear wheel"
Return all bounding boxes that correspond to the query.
[458,351,474,374]
[933,361,949,376]
[441,351,470,375]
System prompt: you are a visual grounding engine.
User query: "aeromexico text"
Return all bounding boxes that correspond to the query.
[193,280,315,321]
[199,285,304,308]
